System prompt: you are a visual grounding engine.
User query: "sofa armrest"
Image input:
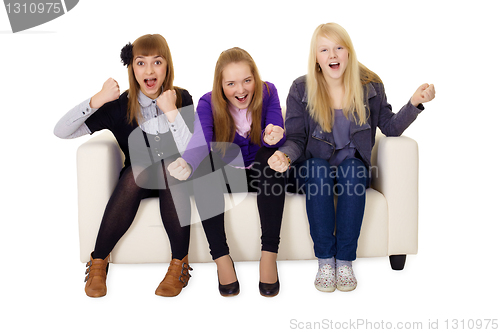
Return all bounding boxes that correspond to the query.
[370,131,418,256]
[76,131,124,262]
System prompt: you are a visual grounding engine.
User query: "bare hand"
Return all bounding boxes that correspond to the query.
[167,157,192,180]
[157,89,177,114]
[157,89,178,123]
[268,150,289,173]
[263,124,284,145]
[90,78,120,109]
[411,83,435,107]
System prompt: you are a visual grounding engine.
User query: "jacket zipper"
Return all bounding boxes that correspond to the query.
[312,136,336,160]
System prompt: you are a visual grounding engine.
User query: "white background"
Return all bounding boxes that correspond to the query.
[1,0,499,332]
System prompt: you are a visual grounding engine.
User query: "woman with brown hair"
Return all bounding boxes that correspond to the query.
[54,34,194,298]
[169,47,285,297]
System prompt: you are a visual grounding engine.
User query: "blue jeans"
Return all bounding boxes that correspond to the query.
[288,158,368,261]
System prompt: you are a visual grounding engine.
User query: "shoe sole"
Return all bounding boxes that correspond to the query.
[220,291,240,297]
[336,285,356,292]
[315,284,336,292]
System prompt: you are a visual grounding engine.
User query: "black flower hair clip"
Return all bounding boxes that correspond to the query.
[120,42,133,67]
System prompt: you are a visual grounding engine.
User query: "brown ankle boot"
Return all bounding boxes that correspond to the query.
[155,255,192,297]
[84,252,110,298]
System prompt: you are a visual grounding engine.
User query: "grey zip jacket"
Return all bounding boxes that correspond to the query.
[279,75,424,170]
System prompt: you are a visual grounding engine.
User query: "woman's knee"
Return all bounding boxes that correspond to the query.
[298,158,334,184]
[336,158,368,184]
[339,157,365,169]
[288,158,334,199]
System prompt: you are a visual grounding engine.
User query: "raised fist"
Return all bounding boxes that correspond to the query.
[157,89,177,114]
[411,83,435,107]
[263,124,284,145]
[268,150,289,173]
[90,78,120,109]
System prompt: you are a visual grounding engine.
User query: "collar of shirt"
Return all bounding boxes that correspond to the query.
[228,102,252,138]
[138,86,164,108]
[137,87,169,134]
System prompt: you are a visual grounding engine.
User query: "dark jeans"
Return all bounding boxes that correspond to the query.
[192,146,285,260]
[287,157,368,261]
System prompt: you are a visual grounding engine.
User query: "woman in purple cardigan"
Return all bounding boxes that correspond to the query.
[168,47,285,297]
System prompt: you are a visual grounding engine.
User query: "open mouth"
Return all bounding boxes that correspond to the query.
[145,78,157,89]
[329,62,340,69]
[235,94,248,103]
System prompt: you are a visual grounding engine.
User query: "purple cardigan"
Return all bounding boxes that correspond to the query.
[183,81,285,173]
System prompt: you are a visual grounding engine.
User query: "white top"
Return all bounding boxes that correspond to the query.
[53,90,192,154]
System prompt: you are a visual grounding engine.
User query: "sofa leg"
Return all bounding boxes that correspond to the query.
[389,255,406,270]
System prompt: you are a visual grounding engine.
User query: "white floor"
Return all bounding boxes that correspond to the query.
[4,245,499,332]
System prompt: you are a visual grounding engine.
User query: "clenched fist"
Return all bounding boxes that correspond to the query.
[410,83,435,107]
[167,157,192,180]
[90,78,120,109]
[263,124,284,146]
[157,89,178,122]
[268,150,289,173]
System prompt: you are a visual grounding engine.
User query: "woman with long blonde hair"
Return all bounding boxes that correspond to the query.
[54,34,195,297]
[169,47,286,297]
[269,23,435,292]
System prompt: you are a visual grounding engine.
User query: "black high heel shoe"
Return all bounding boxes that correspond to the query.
[259,263,279,297]
[218,256,240,297]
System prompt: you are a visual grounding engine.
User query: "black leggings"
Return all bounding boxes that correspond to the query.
[93,160,191,260]
[192,146,286,260]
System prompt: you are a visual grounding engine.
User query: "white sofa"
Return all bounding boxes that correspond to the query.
[76,129,418,270]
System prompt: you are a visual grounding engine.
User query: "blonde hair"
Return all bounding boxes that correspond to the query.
[211,47,266,153]
[306,23,381,132]
[126,34,182,125]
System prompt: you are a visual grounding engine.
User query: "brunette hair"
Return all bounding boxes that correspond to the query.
[211,47,267,153]
[307,23,382,131]
[126,34,182,125]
